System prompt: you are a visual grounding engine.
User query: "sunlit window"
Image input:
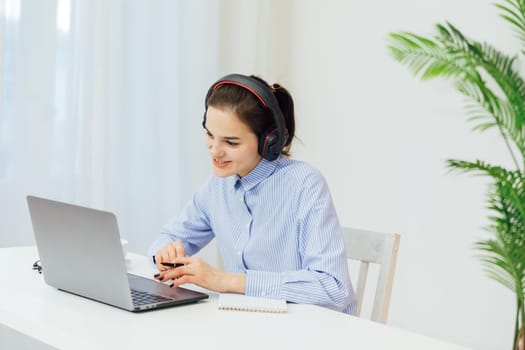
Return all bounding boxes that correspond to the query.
[0,0,22,181]
[56,0,70,34]
[4,0,20,23]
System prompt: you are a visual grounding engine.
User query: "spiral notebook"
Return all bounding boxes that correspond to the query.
[218,293,288,313]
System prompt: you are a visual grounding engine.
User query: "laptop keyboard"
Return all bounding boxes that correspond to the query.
[131,289,171,306]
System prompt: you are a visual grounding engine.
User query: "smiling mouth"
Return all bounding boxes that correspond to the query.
[213,158,231,168]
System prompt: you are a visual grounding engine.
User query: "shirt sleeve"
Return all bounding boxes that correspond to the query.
[244,171,357,314]
[147,181,215,258]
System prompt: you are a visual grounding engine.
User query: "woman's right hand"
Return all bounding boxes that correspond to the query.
[154,241,187,272]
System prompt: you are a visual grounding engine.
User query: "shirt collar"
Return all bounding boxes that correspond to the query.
[234,158,279,191]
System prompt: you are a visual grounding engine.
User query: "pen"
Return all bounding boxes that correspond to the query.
[160,262,185,268]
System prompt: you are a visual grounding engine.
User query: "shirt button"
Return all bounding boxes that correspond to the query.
[239,196,243,202]
[237,251,241,255]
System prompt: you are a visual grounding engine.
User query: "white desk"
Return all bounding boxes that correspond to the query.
[0,246,470,350]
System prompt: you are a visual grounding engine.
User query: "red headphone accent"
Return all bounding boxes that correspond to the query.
[261,128,278,156]
[213,81,268,107]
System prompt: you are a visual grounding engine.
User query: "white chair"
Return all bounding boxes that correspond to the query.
[341,227,401,324]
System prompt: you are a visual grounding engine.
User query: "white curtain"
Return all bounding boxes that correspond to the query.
[0,0,294,254]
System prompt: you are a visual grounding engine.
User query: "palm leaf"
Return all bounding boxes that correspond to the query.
[389,22,525,168]
[455,80,525,161]
[387,31,478,81]
[476,44,525,133]
[448,159,525,300]
[476,240,518,292]
[496,0,525,53]
[447,159,525,216]
[476,239,524,297]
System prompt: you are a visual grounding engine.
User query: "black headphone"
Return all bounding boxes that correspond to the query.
[203,74,288,161]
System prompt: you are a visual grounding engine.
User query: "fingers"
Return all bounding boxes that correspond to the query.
[174,241,186,258]
[155,253,165,271]
[154,241,187,271]
[170,275,193,288]
[170,256,193,266]
[154,263,193,285]
[155,250,170,271]
[153,256,200,284]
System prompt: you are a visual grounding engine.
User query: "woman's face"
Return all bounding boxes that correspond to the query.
[204,106,262,178]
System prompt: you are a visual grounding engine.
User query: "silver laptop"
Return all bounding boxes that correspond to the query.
[27,195,208,312]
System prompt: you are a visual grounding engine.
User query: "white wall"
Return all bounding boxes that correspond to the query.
[282,1,516,349]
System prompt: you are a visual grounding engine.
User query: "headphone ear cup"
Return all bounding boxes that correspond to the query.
[259,129,280,161]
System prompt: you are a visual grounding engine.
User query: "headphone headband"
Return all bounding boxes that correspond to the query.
[212,80,268,107]
[204,74,288,161]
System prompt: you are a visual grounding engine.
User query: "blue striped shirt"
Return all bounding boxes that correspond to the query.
[148,157,357,314]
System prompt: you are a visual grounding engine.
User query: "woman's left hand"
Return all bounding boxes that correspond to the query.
[153,256,246,293]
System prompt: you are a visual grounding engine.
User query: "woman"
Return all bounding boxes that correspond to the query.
[149,73,356,314]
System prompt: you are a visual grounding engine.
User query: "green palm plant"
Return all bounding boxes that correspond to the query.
[387,1,525,348]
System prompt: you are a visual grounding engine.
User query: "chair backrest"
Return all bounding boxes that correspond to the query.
[341,227,401,324]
